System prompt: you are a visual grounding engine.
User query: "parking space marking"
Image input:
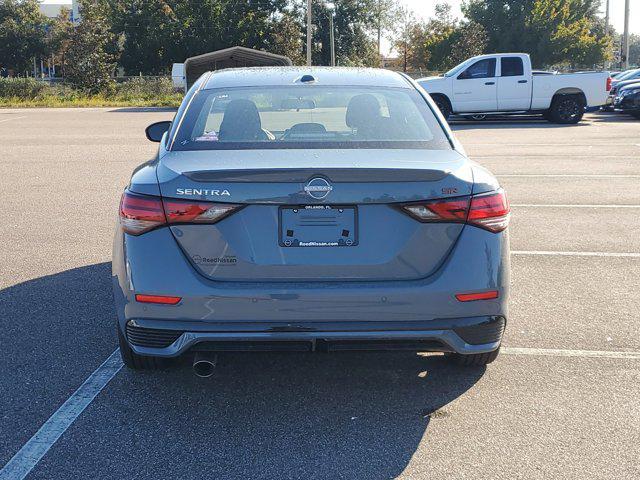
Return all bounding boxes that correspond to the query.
[502,347,640,360]
[511,204,640,208]
[498,174,640,178]
[512,250,640,258]
[0,116,26,124]
[0,350,122,480]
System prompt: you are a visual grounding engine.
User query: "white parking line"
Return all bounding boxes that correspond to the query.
[0,350,122,480]
[502,347,640,360]
[0,116,26,124]
[512,250,640,258]
[511,204,640,208]
[2,339,640,479]
[498,174,640,178]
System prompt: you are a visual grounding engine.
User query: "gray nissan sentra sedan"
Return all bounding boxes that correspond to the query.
[113,67,510,374]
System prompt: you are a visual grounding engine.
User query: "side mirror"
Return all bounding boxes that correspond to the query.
[145,121,172,142]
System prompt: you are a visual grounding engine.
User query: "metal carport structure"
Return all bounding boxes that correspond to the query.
[184,46,293,89]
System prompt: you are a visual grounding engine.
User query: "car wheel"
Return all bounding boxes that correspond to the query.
[117,324,164,370]
[432,95,451,120]
[446,347,500,366]
[549,95,585,124]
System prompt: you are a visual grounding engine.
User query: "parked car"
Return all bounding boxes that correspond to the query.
[418,53,610,124]
[614,81,640,119]
[113,67,510,374]
[604,77,640,110]
[611,68,640,86]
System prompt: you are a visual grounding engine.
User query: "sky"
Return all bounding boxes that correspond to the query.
[42,0,638,55]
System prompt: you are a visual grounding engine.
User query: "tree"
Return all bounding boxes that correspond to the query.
[0,0,49,74]
[389,3,487,72]
[65,0,118,93]
[463,0,611,68]
[310,0,379,67]
[47,7,74,77]
[267,11,305,65]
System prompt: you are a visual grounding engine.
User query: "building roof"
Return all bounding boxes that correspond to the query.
[202,66,412,90]
[184,47,293,89]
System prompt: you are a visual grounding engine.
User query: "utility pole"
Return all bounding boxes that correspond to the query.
[307,0,312,66]
[622,0,630,69]
[329,12,335,67]
[604,0,610,69]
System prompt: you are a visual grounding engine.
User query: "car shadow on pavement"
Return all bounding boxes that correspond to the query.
[0,263,486,478]
[107,107,179,113]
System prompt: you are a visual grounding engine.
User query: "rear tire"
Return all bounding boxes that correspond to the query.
[447,347,500,367]
[548,95,585,124]
[431,95,451,120]
[117,324,164,370]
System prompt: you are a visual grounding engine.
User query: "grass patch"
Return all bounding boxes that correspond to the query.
[0,77,183,108]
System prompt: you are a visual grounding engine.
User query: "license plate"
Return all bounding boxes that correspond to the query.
[279,206,358,247]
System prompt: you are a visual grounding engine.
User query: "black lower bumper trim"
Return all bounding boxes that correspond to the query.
[453,316,506,345]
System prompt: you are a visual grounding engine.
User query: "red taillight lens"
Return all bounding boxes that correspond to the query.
[606,76,612,92]
[120,192,165,235]
[455,290,499,302]
[119,191,242,235]
[400,189,510,233]
[162,198,241,225]
[467,190,510,233]
[135,294,182,305]
[402,197,470,222]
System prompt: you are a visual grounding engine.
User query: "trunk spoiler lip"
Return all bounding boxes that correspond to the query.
[182,168,453,183]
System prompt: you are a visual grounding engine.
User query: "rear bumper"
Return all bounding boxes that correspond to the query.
[126,316,506,356]
[113,222,510,358]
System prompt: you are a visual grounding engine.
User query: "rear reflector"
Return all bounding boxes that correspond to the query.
[455,290,499,302]
[119,191,242,235]
[400,189,510,233]
[135,294,182,305]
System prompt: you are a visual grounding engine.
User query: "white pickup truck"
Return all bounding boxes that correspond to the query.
[418,53,610,124]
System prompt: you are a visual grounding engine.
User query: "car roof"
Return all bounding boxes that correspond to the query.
[619,80,640,90]
[202,67,413,90]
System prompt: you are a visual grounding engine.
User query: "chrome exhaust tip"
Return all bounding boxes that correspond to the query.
[192,352,217,378]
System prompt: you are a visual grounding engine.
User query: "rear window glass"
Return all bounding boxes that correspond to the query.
[171,86,451,150]
[501,57,524,77]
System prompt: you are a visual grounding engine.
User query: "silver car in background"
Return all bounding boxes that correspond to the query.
[113,67,510,374]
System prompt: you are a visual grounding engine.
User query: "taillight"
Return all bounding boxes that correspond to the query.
[606,76,612,92]
[119,191,242,235]
[163,198,241,225]
[399,189,510,233]
[120,192,165,235]
[467,190,510,233]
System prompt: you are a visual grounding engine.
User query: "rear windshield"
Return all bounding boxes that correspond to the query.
[171,85,451,150]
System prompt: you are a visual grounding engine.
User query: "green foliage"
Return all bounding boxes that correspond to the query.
[463,0,611,68]
[392,3,487,72]
[0,77,182,107]
[0,0,49,73]
[0,77,47,99]
[113,76,176,100]
[47,7,75,77]
[65,0,118,93]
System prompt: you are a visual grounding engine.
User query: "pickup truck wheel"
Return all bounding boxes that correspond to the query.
[117,324,164,370]
[446,347,500,367]
[432,95,451,120]
[549,95,585,124]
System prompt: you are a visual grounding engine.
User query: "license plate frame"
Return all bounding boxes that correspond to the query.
[279,205,358,248]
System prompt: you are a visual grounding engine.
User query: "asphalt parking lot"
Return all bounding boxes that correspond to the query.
[1,108,639,479]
